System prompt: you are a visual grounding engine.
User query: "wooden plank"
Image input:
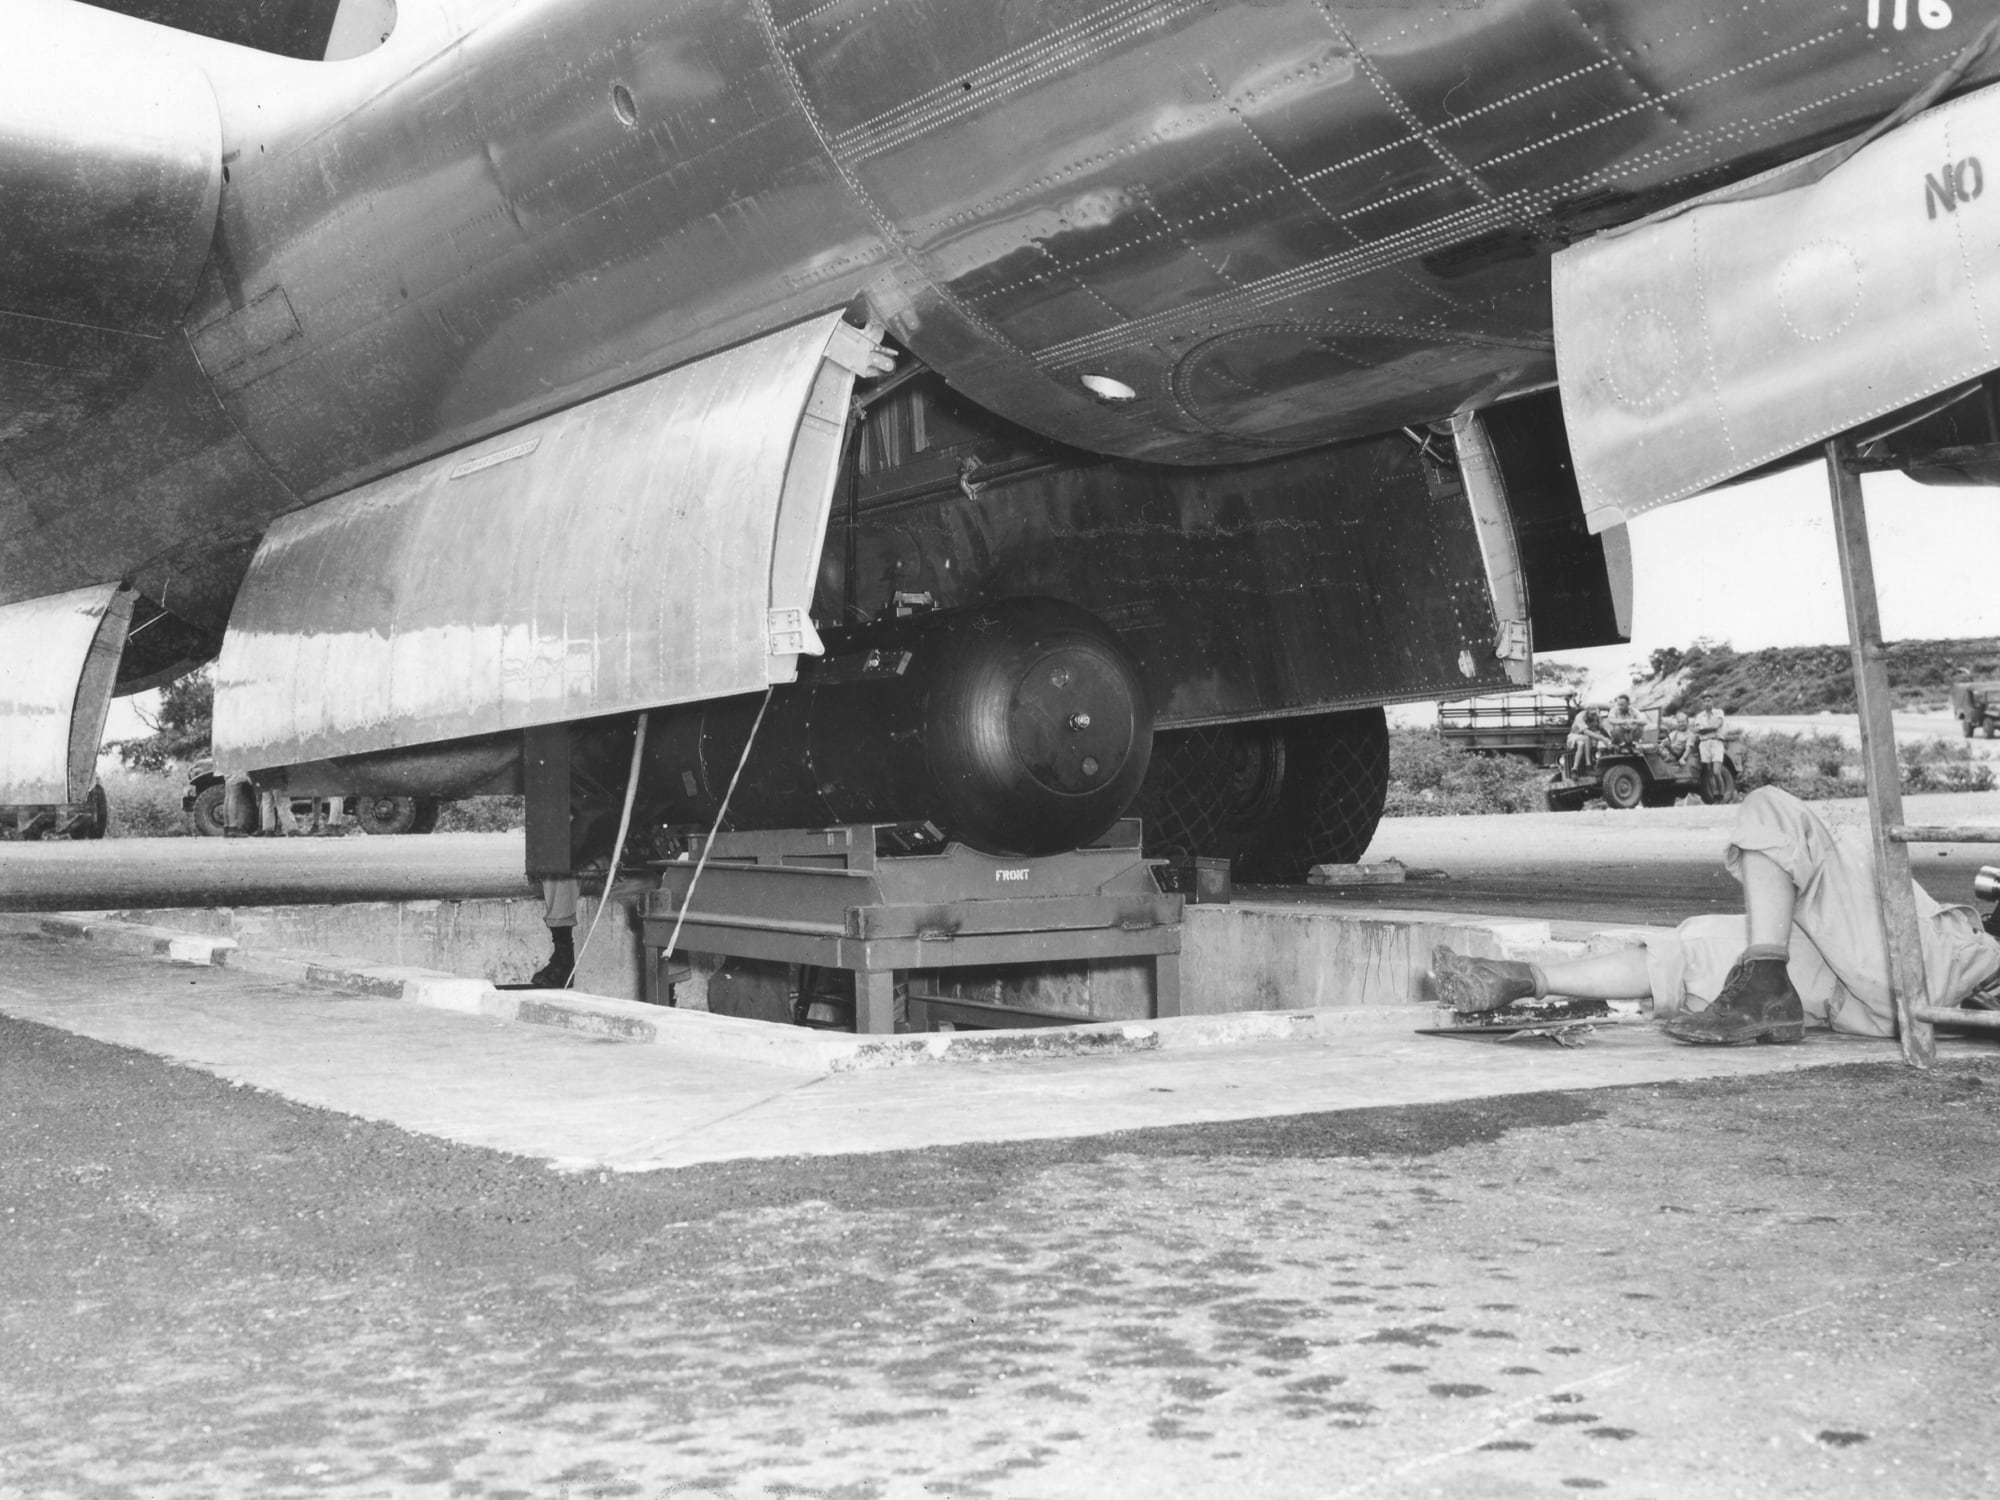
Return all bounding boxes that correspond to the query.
[1888,825,2000,844]
[1308,860,1407,886]
[1826,441,1934,1068]
[1912,1005,2000,1032]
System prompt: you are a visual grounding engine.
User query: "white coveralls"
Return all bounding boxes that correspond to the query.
[542,877,579,929]
[1642,787,2000,1036]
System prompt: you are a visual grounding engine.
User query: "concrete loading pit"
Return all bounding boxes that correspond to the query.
[9,795,1999,1128]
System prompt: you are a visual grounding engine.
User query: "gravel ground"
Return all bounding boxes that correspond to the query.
[3,1014,1996,1500]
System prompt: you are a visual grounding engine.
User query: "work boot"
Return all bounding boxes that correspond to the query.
[529,929,575,989]
[1663,950,1804,1045]
[1433,945,1545,1015]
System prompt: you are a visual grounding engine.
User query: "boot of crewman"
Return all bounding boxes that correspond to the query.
[1432,945,1546,1015]
[1662,946,1804,1045]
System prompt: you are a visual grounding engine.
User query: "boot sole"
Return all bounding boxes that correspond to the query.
[1663,1020,1805,1046]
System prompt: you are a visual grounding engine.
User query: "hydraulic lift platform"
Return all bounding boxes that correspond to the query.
[639,820,1184,1034]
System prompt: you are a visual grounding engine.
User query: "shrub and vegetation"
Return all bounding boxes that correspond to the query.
[1735,731,1994,798]
[1897,736,1997,794]
[97,767,193,838]
[434,796,526,833]
[1731,730,1853,803]
[1632,636,2000,715]
[1385,727,1552,817]
[108,670,213,772]
[93,672,209,836]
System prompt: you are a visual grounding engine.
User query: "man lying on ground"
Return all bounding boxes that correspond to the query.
[1432,786,2000,1044]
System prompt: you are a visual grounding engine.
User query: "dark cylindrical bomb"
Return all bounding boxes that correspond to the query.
[642,597,1152,855]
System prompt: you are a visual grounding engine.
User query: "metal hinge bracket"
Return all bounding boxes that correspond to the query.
[767,607,824,658]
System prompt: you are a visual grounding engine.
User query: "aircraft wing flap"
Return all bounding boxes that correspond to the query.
[212,314,884,772]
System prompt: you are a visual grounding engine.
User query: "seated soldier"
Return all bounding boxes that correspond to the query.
[1661,713,1694,762]
[1603,694,1645,751]
[1562,708,1611,776]
[1433,786,2000,1044]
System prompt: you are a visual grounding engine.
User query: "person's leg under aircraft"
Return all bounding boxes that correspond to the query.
[1431,930,1805,1043]
[1435,787,2000,1044]
[1720,785,2000,1035]
[1431,946,1648,1013]
[532,877,580,988]
[1431,792,1828,1035]
[1432,840,1808,1043]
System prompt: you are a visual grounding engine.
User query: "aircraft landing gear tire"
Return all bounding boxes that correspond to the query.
[1600,764,1645,811]
[189,783,227,837]
[409,797,441,834]
[355,795,420,836]
[1134,707,1389,884]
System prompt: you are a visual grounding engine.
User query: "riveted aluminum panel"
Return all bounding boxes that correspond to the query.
[1554,82,2000,531]
[0,584,136,805]
[212,314,878,772]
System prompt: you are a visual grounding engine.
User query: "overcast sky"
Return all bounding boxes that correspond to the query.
[1542,460,2000,693]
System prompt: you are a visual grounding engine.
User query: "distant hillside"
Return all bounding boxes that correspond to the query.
[1630,639,2000,715]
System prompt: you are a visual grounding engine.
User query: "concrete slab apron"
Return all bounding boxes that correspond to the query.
[3,925,1984,1174]
[0,933,815,1173]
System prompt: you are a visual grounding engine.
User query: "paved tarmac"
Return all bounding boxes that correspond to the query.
[2,946,1995,1499]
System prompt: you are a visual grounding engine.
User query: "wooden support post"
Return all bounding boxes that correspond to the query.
[1153,950,1183,1019]
[855,970,898,1035]
[1825,441,1935,1068]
